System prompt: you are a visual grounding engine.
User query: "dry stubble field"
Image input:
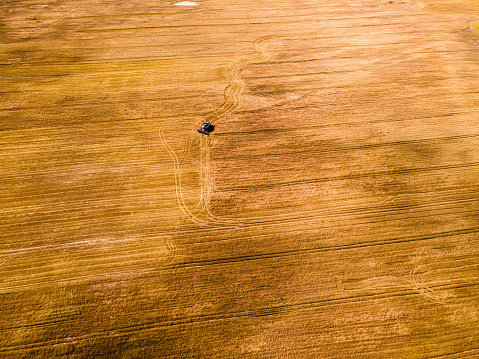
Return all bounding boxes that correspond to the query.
[1,0,479,357]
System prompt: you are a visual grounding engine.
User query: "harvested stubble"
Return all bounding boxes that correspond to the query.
[1,0,479,357]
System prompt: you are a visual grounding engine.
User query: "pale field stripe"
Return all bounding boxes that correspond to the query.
[5,177,475,255]
[216,133,479,161]
[0,237,137,255]
[166,231,479,272]
[0,25,457,58]
[0,237,176,293]
[76,11,432,32]
[179,205,479,251]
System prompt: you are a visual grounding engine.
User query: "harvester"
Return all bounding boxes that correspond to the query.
[197,120,214,135]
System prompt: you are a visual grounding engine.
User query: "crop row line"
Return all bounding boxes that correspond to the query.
[1,281,476,354]
[2,33,464,69]
[216,133,479,161]
[1,183,477,252]
[77,13,444,32]
[219,161,479,192]
[165,227,479,270]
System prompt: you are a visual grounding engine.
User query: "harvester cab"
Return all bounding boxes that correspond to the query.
[197,120,214,135]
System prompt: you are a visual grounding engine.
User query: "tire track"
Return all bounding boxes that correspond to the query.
[159,120,211,226]
[3,34,466,75]
[346,256,479,306]
[79,13,446,32]
[160,25,479,226]
[2,282,477,355]
[219,161,479,193]
[2,184,477,254]
[1,178,477,237]
[197,35,282,225]
[160,33,318,227]
[159,26,479,229]
[409,265,447,305]
[163,227,479,271]
[432,349,479,359]
[216,133,479,161]
[409,256,479,305]
[6,200,475,292]
[0,236,177,294]
[2,185,477,261]
[200,185,479,234]
[221,108,479,130]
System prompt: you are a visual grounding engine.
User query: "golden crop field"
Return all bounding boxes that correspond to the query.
[1,0,479,357]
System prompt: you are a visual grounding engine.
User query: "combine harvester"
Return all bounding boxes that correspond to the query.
[197,120,215,135]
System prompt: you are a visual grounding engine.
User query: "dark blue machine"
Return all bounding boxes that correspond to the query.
[197,120,215,135]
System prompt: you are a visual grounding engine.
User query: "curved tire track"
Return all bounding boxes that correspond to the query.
[160,32,318,226]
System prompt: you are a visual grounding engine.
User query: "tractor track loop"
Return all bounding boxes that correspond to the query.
[409,256,479,305]
[409,265,447,304]
[345,256,479,306]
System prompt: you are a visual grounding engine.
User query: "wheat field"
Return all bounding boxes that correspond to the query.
[1,0,479,357]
